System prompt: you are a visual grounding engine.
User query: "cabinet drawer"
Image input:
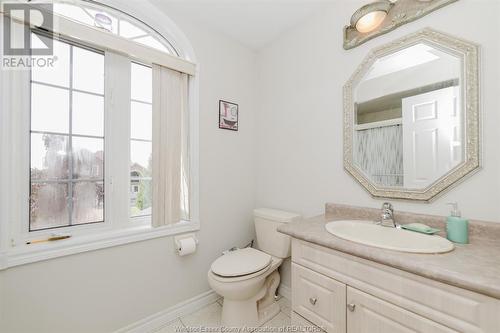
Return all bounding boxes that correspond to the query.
[292,263,346,333]
[347,287,458,333]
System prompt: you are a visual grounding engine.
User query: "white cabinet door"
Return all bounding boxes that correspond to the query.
[347,287,458,333]
[402,86,461,188]
[292,263,346,333]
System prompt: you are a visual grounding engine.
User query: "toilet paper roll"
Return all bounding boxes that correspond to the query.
[177,237,196,256]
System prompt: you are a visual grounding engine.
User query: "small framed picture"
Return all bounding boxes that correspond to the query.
[219,100,239,131]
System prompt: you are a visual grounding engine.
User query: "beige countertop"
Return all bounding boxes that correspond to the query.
[278,204,500,299]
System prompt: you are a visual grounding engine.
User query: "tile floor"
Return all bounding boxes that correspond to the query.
[153,296,292,333]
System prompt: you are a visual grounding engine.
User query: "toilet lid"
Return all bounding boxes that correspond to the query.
[211,248,272,277]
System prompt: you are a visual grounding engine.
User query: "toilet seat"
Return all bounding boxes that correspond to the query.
[209,264,271,283]
[211,248,272,278]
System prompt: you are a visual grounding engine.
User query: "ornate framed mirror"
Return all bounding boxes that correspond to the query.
[344,28,480,201]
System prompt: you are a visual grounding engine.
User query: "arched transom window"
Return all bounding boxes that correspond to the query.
[52,0,179,55]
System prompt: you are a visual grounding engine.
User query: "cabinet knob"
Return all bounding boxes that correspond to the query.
[347,303,356,312]
[309,297,318,305]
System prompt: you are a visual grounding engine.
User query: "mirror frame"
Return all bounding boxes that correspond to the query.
[343,28,480,202]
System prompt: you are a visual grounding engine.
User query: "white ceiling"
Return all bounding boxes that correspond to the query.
[149,0,335,50]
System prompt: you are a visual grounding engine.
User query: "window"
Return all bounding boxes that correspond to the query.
[52,1,178,55]
[30,32,105,231]
[0,1,198,268]
[130,63,152,218]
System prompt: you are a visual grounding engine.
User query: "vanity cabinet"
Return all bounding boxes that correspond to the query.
[292,265,455,333]
[291,239,500,333]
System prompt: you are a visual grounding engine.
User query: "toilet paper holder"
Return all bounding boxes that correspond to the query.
[174,233,199,254]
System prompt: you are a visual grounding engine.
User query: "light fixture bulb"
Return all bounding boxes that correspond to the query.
[350,1,392,33]
[355,10,387,33]
[94,13,113,31]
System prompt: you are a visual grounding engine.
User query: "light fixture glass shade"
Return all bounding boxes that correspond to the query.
[355,10,387,33]
[350,1,392,33]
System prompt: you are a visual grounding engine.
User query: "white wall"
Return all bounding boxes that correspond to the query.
[255,0,500,287]
[0,7,257,333]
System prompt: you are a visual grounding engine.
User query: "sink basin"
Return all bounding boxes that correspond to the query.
[325,220,454,254]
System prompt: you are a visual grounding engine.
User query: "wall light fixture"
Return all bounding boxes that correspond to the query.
[344,0,459,50]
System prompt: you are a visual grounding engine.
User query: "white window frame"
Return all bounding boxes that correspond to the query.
[0,8,200,270]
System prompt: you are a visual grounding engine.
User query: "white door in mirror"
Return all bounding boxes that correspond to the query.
[402,86,461,188]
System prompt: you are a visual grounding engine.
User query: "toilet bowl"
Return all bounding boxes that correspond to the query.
[208,208,301,327]
[208,248,283,326]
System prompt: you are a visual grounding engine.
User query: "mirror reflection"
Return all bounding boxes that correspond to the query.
[353,42,463,189]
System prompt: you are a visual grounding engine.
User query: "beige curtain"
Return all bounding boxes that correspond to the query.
[152,64,189,227]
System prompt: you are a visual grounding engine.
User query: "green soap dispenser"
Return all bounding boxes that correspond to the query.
[446,202,469,244]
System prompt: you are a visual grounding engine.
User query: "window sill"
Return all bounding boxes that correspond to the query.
[0,220,200,270]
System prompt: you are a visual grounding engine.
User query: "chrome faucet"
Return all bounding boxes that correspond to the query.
[379,202,398,228]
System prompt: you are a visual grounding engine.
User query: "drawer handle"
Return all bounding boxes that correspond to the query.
[309,297,318,306]
[347,303,356,312]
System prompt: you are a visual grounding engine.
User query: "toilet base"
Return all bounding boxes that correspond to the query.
[220,291,281,327]
[220,270,282,327]
[257,302,280,326]
[221,285,264,327]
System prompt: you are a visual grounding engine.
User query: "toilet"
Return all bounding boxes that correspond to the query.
[208,208,301,327]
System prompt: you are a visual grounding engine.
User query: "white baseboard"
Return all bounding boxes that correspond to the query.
[278,283,291,301]
[115,290,219,333]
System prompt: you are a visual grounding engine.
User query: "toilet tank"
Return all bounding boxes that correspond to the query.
[254,208,302,258]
